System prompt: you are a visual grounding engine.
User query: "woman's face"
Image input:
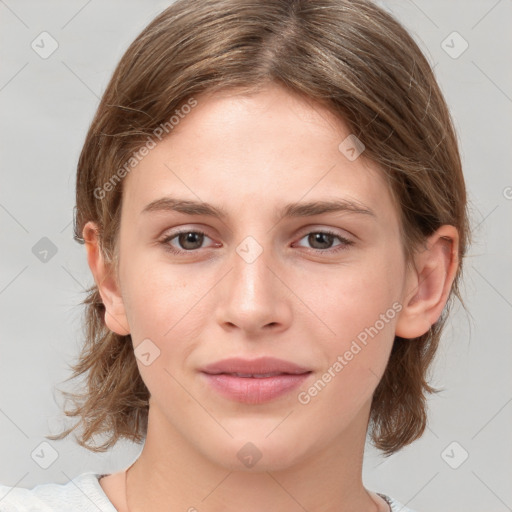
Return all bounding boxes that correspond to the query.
[113,83,411,470]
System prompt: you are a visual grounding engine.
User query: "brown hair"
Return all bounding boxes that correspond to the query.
[48,0,470,456]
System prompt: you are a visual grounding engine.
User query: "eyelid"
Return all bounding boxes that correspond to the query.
[294,225,354,242]
[293,228,354,251]
[158,224,214,240]
[159,225,352,241]
[158,225,356,255]
[159,227,217,246]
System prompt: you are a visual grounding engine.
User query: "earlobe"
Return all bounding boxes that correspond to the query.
[395,225,459,339]
[83,221,130,336]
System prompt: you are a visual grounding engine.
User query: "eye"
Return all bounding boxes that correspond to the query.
[159,228,354,256]
[160,230,215,254]
[294,230,354,253]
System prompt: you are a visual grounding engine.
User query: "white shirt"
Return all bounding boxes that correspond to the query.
[0,472,418,512]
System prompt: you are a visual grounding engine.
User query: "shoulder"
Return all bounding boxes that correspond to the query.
[377,492,420,512]
[0,473,117,512]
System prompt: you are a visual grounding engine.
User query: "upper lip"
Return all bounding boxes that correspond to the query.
[201,357,311,376]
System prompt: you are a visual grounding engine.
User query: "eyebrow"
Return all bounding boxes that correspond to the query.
[141,196,376,220]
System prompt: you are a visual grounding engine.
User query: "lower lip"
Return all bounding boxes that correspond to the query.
[201,372,312,404]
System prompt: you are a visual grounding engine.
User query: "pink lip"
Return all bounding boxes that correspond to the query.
[201,356,311,375]
[200,357,312,404]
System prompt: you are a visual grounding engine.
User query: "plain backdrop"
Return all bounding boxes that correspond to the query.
[0,1,511,511]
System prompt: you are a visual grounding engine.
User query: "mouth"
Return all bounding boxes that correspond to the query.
[200,357,313,404]
[211,372,299,378]
[201,356,311,375]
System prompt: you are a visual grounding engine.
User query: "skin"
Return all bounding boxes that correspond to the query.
[84,83,459,512]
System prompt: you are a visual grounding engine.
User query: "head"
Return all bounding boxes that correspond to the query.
[50,0,470,462]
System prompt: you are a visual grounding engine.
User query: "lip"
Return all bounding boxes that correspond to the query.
[200,357,312,404]
[201,356,311,375]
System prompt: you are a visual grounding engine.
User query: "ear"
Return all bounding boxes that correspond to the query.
[83,221,130,336]
[395,225,459,339]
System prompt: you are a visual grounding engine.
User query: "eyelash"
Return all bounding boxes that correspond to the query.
[159,229,354,256]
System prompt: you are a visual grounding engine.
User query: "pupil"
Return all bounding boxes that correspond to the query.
[310,233,332,249]
[180,232,203,250]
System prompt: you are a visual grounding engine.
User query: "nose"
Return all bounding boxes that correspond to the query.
[215,240,292,336]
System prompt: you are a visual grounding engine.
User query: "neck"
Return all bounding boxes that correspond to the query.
[124,402,382,512]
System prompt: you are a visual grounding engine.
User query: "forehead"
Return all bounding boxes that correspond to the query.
[121,84,399,228]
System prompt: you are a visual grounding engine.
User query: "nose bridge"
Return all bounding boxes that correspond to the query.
[216,232,289,332]
[232,233,275,306]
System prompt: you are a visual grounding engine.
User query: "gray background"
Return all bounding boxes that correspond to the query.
[0,1,511,511]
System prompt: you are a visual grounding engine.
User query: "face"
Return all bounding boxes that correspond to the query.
[106,84,411,470]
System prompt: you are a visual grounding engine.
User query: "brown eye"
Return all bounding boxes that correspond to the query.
[295,230,354,253]
[307,232,336,250]
[160,230,212,254]
[176,232,205,250]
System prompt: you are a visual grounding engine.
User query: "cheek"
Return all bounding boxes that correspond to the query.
[118,237,191,329]
[296,270,400,430]
[298,248,403,394]
[120,263,199,390]
[310,251,403,339]
[119,251,210,370]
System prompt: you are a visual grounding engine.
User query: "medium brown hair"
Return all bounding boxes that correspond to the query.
[48,0,470,456]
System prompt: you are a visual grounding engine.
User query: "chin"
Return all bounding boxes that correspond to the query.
[202,432,313,473]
